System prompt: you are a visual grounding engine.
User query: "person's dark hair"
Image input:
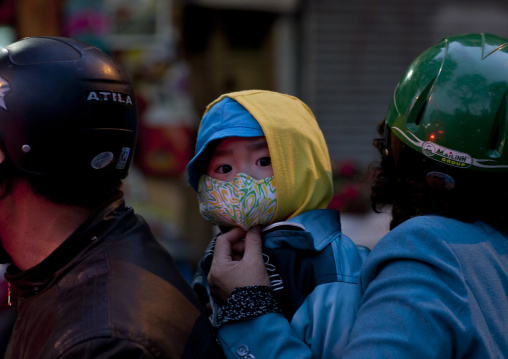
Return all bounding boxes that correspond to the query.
[2,159,123,210]
[371,122,508,231]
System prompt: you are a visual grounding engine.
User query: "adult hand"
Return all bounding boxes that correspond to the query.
[208,226,271,302]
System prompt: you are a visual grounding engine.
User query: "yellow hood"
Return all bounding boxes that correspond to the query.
[205,90,333,221]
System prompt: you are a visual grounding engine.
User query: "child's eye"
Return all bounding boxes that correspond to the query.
[257,157,271,167]
[217,164,233,174]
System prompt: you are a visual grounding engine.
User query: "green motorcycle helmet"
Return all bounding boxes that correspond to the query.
[385,33,508,183]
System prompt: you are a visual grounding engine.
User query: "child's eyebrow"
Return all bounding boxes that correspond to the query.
[213,147,233,156]
[248,138,269,150]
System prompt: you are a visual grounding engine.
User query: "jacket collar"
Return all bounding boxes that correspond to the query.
[4,197,129,301]
[262,209,342,251]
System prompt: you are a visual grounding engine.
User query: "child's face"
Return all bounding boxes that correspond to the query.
[206,136,273,182]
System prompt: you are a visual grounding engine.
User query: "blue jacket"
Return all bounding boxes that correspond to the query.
[194,209,369,359]
[343,215,508,358]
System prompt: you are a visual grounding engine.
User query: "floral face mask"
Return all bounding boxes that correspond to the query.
[197,173,277,230]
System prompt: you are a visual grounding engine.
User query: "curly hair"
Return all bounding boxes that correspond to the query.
[371,123,508,231]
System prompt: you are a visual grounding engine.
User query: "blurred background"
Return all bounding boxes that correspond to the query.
[0,0,507,280]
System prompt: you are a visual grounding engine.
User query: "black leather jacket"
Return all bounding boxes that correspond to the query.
[4,199,224,358]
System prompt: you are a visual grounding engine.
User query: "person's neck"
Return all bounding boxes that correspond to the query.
[0,180,93,271]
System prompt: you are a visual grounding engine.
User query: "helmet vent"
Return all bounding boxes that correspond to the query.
[408,80,435,129]
[488,93,508,158]
[414,101,427,126]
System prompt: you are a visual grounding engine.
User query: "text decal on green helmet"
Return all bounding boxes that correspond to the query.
[393,126,508,171]
[423,142,471,168]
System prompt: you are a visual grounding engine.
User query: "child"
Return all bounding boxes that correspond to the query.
[187,90,369,358]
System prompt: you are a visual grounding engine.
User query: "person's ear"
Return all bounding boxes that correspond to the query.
[0,149,10,200]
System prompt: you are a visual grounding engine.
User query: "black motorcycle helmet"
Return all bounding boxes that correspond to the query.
[0,36,138,178]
